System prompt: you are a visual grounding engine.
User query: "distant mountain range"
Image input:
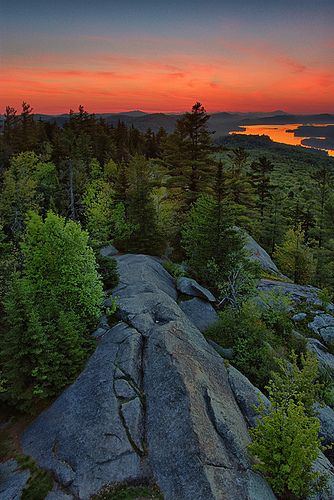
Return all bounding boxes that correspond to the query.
[1,110,334,139]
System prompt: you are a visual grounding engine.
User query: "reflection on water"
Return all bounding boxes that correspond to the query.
[230,124,334,157]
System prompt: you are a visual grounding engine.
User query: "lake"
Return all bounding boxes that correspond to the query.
[229,124,334,157]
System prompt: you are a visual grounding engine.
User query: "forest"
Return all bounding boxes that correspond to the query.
[1,101,334,499]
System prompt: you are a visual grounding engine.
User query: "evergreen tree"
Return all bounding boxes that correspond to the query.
[224,147,256,229]
[124,155,163,254]
[274,225,315,284]
[181,183,255,304]
[312,164,334,248]
[163,102,214,205]
[0,211,104,407]
[0,152,57,240]
[250,156,274,221]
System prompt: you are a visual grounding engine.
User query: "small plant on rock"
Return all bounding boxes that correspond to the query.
[249,351,327,499]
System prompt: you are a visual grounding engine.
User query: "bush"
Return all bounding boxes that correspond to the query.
[97,255,119,289]
[163,260,186,280]
[16,455,53,500]
[249,352,326,498]
[0,211,104,408]
[254,290,293,338]
[248,400,322,499]
[205,302,276,388]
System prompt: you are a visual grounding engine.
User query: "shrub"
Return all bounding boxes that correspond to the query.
[254,290,293,338]
[93,484,163,500]
[249,351,326,498]
[97,255,119,289]
[268,351,322,416]
[205,302,276,388]
[317,288,334,309]
[0,211,104,408]
[163,260,186,280]
[248,400,322,499]
[16,455,53,500]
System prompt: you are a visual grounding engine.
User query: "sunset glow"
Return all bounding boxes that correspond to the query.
[1,1,334,114]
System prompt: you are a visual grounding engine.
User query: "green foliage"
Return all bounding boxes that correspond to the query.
[162,102,214,205]
[205,302,276,388]
[317,288,334,308]
[82,169,135,246]
[97,255,119,289]
[0,152,57,239]
[124,155,163,254]
[16,455,53,500]
[318,368,334,407]
[274,225,316,284]
[0,211,104,407]
[268,351,322,416]
[248,400,322,499]
[181,193,254,306]
[93,484,163,500]
[255,290,293,338]
[0,225,17,315]
[163,260,186,280]
[248,351,326,498]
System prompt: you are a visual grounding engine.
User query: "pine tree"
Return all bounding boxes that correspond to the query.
[224,147,256,229]
[181,182,254,305]
[162,102,214,205]
[273,225,315,284]
[249,156,274,221]
[0,211,104,407]
[0,152,57,240]
[124,155,163,254]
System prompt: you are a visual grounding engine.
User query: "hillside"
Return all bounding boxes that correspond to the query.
[2,245,334,499]
[1,102,334,499]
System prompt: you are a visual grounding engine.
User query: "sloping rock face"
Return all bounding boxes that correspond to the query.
[227,366,270,428]
[307,338,334,373]
[22,323,149,499]
[244,233,284,278]
[308,314,334,344]
[22,254,274,500]
[180,297,218,332]
[0,460,30,500]
[258,279,322,305]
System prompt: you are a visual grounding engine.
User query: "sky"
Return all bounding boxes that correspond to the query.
[1,0,334,114]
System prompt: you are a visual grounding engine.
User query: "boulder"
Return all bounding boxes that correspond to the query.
[180,298,218,332]
[292,312,307,322]
[0,459,30,500]
[258,279,322,305]
[116,254,177,302]
[308,314,334,345]
[244,232,284,277]
[307,338,334,373]
[315,404,334,457]
[115,255,274,500]
[227,365,270,428]
[100,245,118,257]
[311,452,334,499]
[207,340,234,359]
[22,254,274,500]
[176,276,216,302]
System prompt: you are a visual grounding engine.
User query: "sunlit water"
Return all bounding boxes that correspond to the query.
[229,124,334,157]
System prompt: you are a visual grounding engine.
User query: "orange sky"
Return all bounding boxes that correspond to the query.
[1,1,334,114]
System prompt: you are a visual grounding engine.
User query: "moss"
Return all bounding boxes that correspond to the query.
[93,483,163,500]
[16,454,53,500]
